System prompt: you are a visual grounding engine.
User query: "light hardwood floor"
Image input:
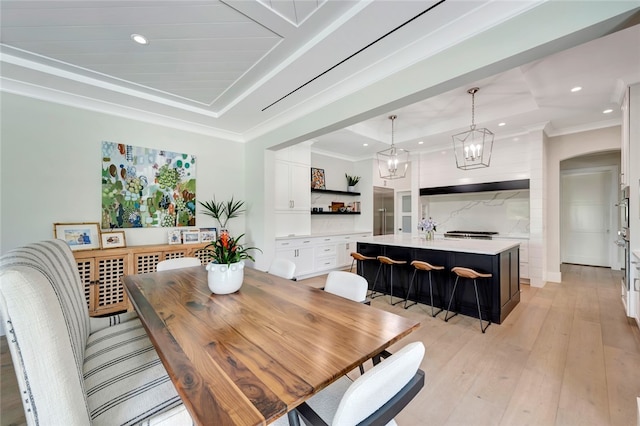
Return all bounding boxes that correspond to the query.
[2,264,639,425]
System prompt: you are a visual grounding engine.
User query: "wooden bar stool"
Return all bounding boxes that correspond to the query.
[370,256,407,305]
[349,252,376,274]
[406,260,444,315]
[444,267,493,333]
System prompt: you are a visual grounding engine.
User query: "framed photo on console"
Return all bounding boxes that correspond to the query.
[199,227,217,243]
[182,230,200,244]
[101,231,126,249]
[54,222,101,251]
[168,230,182,245]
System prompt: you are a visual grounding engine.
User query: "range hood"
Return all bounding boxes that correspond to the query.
[420,179,529,196]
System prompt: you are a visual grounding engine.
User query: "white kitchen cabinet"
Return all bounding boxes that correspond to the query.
[275,160,310,211]
[275,238,314,277]
[275,232,372,279]
[274,143,311,237]
[519,241,529,280]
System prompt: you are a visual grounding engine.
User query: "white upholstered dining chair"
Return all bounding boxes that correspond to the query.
[156,256,202,271]
[324,271,368,303]
[268,258,296,280]
[270,341,425,426]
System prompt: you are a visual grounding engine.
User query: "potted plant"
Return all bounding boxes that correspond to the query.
[204,232,262,294]
[345,174,361,192]
[198,195,245,231]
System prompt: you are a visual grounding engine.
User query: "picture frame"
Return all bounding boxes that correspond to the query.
[168,229,182,245]
[199,227,217,243]
[182,230,201,244]
[311,167,326,189]
[101,231,126,249]
[54,222,101,251]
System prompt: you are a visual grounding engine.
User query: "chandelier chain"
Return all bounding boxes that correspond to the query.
[468,87,478,130]
[389,115,396,146]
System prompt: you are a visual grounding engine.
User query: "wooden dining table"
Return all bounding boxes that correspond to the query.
[123,265,420,426]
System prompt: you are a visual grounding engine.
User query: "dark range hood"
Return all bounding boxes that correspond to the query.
[420,179,529,196]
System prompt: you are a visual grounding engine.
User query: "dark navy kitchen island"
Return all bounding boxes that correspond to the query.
[356,235,521,324]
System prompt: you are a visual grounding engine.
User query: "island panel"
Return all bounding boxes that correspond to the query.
[356,238,520,324]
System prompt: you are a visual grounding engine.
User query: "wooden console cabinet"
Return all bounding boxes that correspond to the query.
[73,242,210,316]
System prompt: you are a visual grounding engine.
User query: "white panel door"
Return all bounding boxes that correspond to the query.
[398,191,412,233]
[561,170,613,267]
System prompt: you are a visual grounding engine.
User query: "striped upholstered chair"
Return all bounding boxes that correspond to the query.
[0,240,192,425]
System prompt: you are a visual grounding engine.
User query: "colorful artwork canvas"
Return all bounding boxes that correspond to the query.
[101,142,197,228]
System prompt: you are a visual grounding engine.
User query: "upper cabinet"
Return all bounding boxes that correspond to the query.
[274,143,311,212]
[275,161,310,211]
[274,143,311,236]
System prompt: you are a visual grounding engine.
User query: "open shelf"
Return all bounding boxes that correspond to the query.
[311,188,360,196]
[311,211,361,215]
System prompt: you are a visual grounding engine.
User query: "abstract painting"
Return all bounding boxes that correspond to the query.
[101,142,196,228]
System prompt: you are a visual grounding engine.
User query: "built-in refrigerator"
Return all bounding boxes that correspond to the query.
[374,186,394,236]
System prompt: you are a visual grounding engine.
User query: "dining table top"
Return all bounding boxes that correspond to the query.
[123,265,420,426]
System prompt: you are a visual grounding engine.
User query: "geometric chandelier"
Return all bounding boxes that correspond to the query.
[377,115,409,179]
[452,87,494,170]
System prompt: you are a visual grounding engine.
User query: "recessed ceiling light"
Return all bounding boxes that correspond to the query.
[498,122,506,127]
[603,108,613,114]
[131,34,148,45]
[513,137,520,142]
[363,143,368,147]
[570,86,582,92]
[418,141,424,145]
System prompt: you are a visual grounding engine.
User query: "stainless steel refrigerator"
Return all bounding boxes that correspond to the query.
[374,186,394,236]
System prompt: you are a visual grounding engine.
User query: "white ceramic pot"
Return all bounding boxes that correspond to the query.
[347,185,355,192]
[206,260,245,294]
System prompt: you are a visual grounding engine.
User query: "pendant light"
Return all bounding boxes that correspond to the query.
[452,87,494,170]
[377,115,409,179]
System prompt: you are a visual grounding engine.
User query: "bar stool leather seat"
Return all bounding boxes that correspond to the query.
[445,267,493,333]
[406,260,445,315]
[371,256,407,305]
[349,252,376,273]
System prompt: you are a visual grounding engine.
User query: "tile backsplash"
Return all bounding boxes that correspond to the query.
[421,190,530,236]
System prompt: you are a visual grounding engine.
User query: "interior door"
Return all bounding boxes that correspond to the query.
[373,186,394,236]
[561,169,613,267]
[398,191,411,233]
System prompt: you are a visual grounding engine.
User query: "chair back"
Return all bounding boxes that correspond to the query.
[332,341,425,425]
[268,258,296,280]
[324,271,368,303]
[0,240,92,424]
[156,257,201,271]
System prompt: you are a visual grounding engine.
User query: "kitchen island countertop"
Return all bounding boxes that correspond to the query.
[359,234,520,255]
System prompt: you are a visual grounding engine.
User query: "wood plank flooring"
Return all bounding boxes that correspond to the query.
[2,264,639,425]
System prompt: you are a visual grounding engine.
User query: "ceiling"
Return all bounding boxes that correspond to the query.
[1,0,640,159]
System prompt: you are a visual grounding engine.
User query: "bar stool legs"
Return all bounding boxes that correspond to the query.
[406,260,444,316]
[371,256,407,305]
[445,267,493,333]
[350,252,377,299]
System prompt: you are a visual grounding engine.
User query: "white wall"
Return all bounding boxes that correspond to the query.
[0,93,246,253]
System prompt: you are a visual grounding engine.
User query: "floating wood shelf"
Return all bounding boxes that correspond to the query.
[311,211,361,215]
[311,188,361,196]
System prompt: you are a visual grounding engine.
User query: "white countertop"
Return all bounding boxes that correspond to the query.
[276,230,371,240]
[358,234,520,255]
